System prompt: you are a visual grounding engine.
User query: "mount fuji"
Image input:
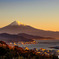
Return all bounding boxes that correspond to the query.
[0,21,59,39]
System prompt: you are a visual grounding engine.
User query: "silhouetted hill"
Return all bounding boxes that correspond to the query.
[0,33,54,42]
[18,33,53,39]
[0,33,33,42]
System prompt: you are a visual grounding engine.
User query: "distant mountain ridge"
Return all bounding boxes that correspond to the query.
[0,21,59,39]
[18,33,53,39]
[0,33,33,42]
[0,33,53,42]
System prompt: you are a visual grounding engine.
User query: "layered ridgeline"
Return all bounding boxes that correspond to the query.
[0,21,59,39]
[0,33,53,42]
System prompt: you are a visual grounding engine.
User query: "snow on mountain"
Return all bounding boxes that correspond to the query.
[9,21,25,26]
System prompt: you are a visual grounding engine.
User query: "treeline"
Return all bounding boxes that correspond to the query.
[0,41,59,59]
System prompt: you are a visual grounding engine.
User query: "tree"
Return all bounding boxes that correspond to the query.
[0,47,7,59]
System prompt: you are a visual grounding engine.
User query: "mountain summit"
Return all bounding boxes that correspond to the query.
[9,21,25,26]
[0,21,59,39]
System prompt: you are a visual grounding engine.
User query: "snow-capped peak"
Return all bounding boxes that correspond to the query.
[10,21,25,26]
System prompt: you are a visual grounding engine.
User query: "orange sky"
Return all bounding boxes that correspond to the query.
[0,0,59,31]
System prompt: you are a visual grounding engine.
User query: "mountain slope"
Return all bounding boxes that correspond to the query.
[0,21,59,39]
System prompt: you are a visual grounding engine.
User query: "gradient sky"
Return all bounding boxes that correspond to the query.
[0,0,59,31]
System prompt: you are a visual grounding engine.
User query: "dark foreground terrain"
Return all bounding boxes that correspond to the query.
[0,41,59,59]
